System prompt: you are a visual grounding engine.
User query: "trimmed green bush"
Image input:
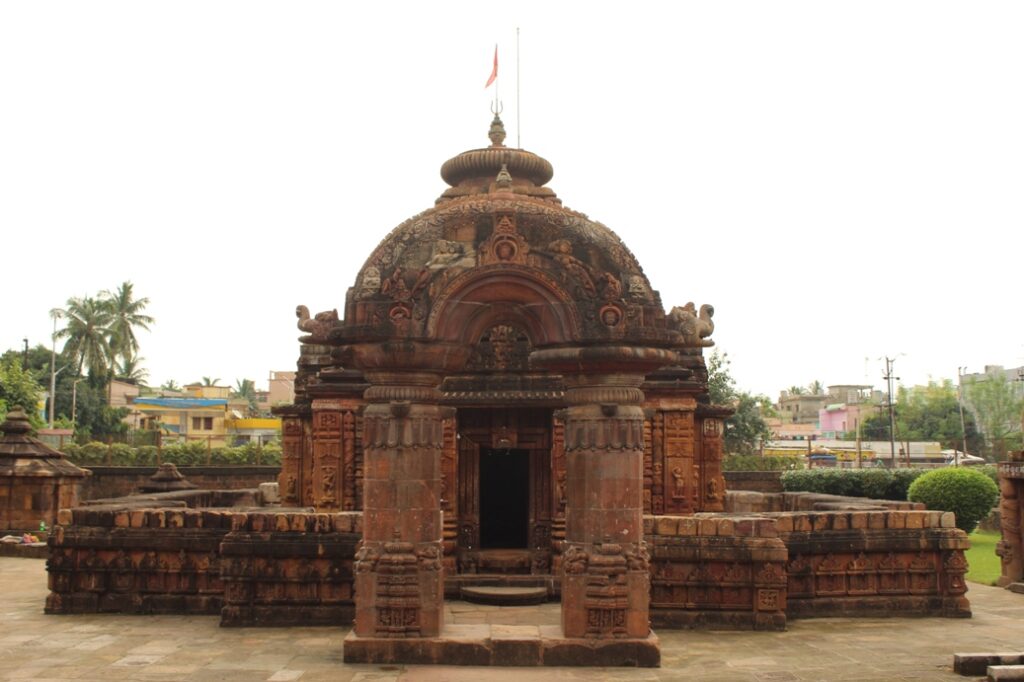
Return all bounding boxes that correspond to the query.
[781,467,929,501]
[722,455,803,471]
[61,440,282,467]
[907,467,1000,534]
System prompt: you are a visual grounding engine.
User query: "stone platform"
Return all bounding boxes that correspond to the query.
[343,625,660,667]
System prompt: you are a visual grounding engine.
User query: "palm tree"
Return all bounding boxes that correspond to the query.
[232,378,259,414]
[808,380,825,396]
[55,296,114,376]
[116,352,149,386]
[787,385,807,396]
[102,281,154,368]
[161,379,181,392]
[201,376,221,386]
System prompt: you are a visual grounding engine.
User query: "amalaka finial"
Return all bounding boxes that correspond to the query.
[0,407,32,435]
[488,113,507,147]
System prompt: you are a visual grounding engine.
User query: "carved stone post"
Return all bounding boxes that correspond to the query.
[353,371,446,638]
[996,461,1024,587]
[533,346,676,641]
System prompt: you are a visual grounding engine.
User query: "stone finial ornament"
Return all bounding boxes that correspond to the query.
[488,114,507,147]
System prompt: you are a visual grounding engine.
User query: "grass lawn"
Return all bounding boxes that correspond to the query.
[966,530,1002,585]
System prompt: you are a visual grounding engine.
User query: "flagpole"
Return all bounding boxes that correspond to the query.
[494,43,499,117]
[516,27,521,148]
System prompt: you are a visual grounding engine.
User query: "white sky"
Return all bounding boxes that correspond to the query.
[2,2,1022,398]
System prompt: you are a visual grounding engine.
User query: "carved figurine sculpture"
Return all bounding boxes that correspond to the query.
[296,305,339,338]
[668,302,715,347]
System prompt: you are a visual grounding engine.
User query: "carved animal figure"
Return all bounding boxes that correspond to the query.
[296,305,339,339]
[668,302,715,347]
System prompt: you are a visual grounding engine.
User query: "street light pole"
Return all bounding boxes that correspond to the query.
[883,356,900,468]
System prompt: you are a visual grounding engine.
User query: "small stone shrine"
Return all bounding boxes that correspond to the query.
[276,114,731,664]
[0,407,89,531]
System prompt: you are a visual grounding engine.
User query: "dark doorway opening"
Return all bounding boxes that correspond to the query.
[479,448,529,548]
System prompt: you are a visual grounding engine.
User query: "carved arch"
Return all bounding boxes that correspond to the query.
[427,265,582,347]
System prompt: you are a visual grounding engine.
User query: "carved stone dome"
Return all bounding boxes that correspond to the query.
[341,116,680,352]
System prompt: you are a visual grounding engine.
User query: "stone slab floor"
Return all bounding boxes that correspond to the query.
[3,558,1024,681]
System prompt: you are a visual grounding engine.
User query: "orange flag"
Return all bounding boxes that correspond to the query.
[485,45,498,88]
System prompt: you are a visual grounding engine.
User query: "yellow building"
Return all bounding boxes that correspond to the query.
[133,384,282,448]
[133,395,231,446]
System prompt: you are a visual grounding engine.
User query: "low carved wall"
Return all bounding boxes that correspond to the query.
[80,466,280,501]
[220,511,361,626]
[47,493,971,629]
[46,508,231,615]
[644,514,788,631]
[46,506,362,627]
[723,471,783,493]
[776,509,970,618]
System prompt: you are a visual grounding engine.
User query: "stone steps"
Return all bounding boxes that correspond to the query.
[461,586,549,606]
[953,653,1024,676]
[989,666,1024,681]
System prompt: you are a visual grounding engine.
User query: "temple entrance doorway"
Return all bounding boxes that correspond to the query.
[454,407,556,576]
[479,448,530,549]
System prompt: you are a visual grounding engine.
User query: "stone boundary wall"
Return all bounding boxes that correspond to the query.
[46,508,231,615]
[47,492,970,629]
[727,490,922,514]
[46,507,363,627]
[80,466,280,501]
[777,509,971,619]
[644,514,789,631]
[723,471,783,493]
[220,511,361,627]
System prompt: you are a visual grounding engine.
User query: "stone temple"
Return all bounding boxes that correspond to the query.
[46,116,972,668]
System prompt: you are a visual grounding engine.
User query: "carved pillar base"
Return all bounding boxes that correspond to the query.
[560,377,650,640]
[353,380,445,638]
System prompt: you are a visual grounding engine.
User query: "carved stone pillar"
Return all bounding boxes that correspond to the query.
[996,462,1024,587]
[697,407,730,513]
[534,344,675,641]
[275,406,309,507]
[353,372,446,638]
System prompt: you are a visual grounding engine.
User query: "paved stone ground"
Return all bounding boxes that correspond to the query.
[2,557,1023,681]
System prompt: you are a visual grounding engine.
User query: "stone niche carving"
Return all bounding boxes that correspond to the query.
[479,213,530,265]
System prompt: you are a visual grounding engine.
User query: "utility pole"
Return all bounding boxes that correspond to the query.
[48,310,64,429]
[956,366,968,466]
[883,356,900,468]
[22,338,29,370]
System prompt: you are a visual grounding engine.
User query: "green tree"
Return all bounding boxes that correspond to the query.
[101,281,154,370]
[808,380,824,395]
[200,376,220,387]
[707,350,774,455]
[965,374,1023,459]
[232,378,259,414]
[787,385,807,396]
[55,296,114,377]
[115,352,149,386]
[0,356,44,427]
[860,381,984,455]
[161,379,181,392]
